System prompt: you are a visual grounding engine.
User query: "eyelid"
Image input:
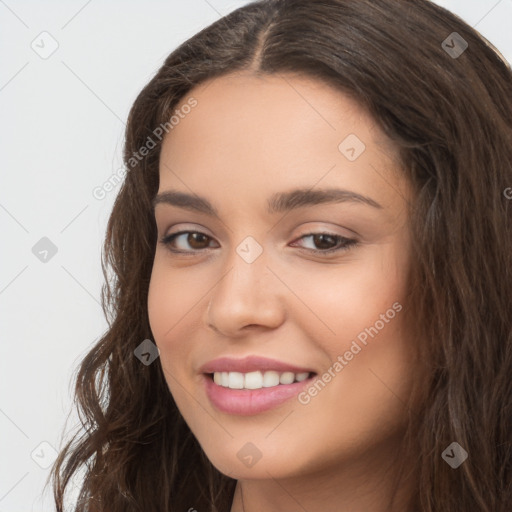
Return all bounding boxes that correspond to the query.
[161,222,214,238]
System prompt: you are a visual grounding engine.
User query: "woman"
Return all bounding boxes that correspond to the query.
[50,0,512,510]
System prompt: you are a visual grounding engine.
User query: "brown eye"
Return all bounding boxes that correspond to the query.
[186,232,211,249]
[312,234,337,250]
[290,233,358,255]
[160,231,215,253]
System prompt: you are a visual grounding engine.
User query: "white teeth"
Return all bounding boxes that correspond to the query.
[211,370,312,390]
[279,372,295,385]
[228,372,244,389]
[244,371,263,389]
[262,370,280,387]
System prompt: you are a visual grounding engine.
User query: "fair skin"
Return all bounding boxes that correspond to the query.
[148,71,419,512]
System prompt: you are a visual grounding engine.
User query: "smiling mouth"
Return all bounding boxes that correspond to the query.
[202,370,318,415]
[206,370,317,390]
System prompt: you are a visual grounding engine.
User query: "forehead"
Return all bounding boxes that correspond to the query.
[158,72,408,214]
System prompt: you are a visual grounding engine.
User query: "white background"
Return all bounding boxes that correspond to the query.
[1,1,510,510]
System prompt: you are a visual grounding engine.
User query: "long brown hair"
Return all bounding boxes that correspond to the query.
[49,1,512,510]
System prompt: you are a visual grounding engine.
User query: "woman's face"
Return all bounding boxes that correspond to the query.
[148,71,417,480]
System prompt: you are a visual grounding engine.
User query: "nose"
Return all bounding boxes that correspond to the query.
[204,247,286,337]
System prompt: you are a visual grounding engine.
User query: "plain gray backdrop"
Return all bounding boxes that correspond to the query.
[1,0,510,510]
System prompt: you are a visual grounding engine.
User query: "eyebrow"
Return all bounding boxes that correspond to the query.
[152,187,383,216]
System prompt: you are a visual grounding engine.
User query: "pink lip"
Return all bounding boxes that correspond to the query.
[199,355,315,374]
[202,373,316,416]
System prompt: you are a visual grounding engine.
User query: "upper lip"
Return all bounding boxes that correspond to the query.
[199,356,316,375]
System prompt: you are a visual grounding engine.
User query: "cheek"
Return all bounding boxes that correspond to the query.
[147,268,199,419]
[290,302,414,473]
[147,256,223,413]
[147,256,209,341]
[147,260,200,379]
[290,243,408,344]
[295,242,413,408]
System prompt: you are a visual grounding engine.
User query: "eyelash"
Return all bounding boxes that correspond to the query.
[158,230,358,256]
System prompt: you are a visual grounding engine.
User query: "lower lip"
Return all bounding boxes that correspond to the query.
[202,373,316,416]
